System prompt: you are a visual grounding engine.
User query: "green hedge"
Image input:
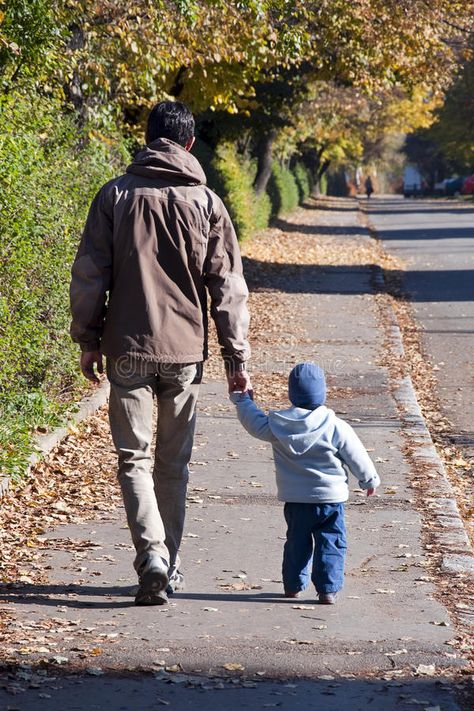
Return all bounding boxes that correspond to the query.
[319,172,328,196]
[293,162,313,202]
[193,143,315,231]
[268,161,300,217]
[193,139,271,241]
[0,93,128,479]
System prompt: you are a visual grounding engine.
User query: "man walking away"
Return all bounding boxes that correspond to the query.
[70,101,251,605]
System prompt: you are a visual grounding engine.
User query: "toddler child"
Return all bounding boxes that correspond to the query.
[230,362,380,604]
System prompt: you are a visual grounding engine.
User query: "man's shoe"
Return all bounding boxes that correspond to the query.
[135,558,169,606]
[284,590,300,598]
[318,592,338,605]
[166,569,185,596]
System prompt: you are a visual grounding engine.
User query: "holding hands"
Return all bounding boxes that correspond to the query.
[226,368,253,399]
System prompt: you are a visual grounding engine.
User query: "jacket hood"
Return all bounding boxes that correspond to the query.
[126,138,206,185]
[268,405,335,455]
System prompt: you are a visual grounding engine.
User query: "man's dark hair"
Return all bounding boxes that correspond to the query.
[146,101,195,147]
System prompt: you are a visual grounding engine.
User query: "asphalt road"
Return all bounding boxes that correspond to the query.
[366,196,474,457]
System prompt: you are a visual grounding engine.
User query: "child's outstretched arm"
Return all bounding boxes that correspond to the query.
[229,392,274,442]
[335,420,380,494]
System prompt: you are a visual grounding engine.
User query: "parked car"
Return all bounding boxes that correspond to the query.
[461,174,474,195]
[444,176,466,196]
[434,179,449,195]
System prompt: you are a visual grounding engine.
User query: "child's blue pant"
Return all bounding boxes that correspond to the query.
[282,502,346,594]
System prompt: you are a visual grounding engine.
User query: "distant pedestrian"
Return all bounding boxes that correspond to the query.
[230,363,380,604]
[365,175,374,199]
[70,101,252,606]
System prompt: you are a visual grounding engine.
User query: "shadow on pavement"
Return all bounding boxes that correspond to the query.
[0,582,134,609]
[0,583,330,608]
[0,666,468,711]
[369,227,474,241]
[366,199,474,216]
[272,217,364,236]
[305,200,358,212]
[243,256,474,303]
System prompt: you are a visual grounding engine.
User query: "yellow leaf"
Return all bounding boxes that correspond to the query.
[222,663,245,671]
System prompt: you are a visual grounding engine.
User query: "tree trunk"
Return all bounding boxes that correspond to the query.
[253,129,277,195]
[302,146,327,190]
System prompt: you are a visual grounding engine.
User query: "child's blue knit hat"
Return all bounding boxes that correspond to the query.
[288,362,326,409]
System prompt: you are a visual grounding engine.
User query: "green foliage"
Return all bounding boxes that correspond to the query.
[428,56,474,171]
[0,390,67,481]
[319,172,328,196]
[292,162,312,202]
[195,140,271,241]
[268,161,300,217]
[253,190,272,231]
[0,91,129,478]
[0,0,62,83]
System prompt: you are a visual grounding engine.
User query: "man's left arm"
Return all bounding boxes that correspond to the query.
[204,195,251,392]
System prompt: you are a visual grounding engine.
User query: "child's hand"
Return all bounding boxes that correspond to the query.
[367,488,375,497]
[227,370,253,398]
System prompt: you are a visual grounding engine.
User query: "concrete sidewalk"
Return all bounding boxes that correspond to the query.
[0,199,471,710]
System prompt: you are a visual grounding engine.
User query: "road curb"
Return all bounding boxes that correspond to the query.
[0,380,110,500]
[387,319,473,561]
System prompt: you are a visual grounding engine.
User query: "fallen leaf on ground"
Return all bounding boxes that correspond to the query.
[222,663,245,671]
[165,664,182,673]
[414,664,436,676]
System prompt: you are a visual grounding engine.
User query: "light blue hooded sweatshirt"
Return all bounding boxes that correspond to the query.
[230,393,380,503]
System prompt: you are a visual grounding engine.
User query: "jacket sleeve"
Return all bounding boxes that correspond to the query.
[230,392,274,442]
[204,194,250,367]
[70,186,113,352]
[334,419,381,490]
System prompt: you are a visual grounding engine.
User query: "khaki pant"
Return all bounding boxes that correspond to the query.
[107,357,201,575]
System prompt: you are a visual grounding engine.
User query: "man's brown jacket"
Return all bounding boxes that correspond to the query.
[70,138,250,366]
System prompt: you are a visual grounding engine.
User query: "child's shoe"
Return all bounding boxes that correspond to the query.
[284,590,301,598]
[318,592,337,604]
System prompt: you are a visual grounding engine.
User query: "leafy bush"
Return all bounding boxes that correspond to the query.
[268,161,300,217]
[0,92,129,479]
[194,139,271,241]
[293,162,313,202]
[253,189,272,230]
[319,172,328,196]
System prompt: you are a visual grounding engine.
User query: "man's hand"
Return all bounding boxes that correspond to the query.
[80,350,104,384]
[227,369,253,398]
[367,488,375,497]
